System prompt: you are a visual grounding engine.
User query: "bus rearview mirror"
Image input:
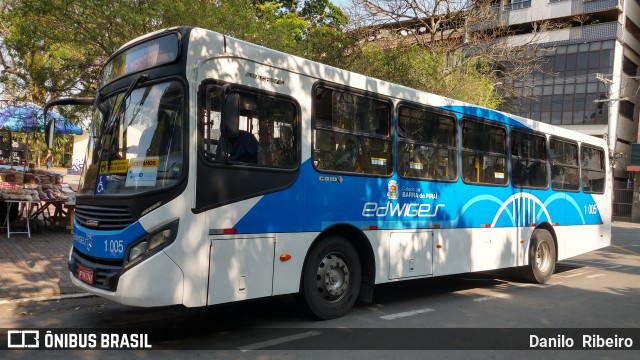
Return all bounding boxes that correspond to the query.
[222,92,239,138]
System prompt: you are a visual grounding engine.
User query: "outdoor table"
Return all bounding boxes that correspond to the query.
[1,200,39,238]
[29,199,68,230]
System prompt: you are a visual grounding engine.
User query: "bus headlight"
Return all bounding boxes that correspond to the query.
[128,241,148,262]
[125,220,179,268]
[148,228,172,250]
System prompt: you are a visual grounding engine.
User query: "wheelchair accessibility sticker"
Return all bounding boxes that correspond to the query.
[96,174,106,194]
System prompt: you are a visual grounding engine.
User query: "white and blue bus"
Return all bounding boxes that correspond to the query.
[50,27,611,319]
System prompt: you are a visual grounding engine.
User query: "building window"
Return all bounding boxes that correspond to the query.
[501,40,614,125]
[507,0,532,10]
[619,100,635,120]
[622,56,638,76]
[626,17,640,45]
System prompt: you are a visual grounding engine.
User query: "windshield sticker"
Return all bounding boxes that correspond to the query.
[96,174,106,194]
[125,157,159,187]
[99,159,129,174]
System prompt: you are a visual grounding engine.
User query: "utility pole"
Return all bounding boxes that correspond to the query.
[594,73,627,169]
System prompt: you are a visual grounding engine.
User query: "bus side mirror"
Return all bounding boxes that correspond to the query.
[222,92,239,138]
[44,119,54,149]
[43,97,93,148]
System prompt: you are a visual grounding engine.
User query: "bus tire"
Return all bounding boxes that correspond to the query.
[523,229,556,284]
[299,236,361,320]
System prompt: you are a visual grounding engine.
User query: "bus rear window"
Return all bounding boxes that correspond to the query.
[581,145,606,193]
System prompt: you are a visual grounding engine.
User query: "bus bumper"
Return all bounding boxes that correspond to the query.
[69,250,184,307]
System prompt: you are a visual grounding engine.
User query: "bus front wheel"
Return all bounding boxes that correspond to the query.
[299,236,361,320]
[523,229,556,284]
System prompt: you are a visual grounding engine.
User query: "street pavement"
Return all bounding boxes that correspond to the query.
[0,216,638,303]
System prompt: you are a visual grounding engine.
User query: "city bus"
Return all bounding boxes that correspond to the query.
[48,26,611,320]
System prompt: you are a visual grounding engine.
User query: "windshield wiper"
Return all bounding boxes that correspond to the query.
[98,74,149,160]
[107,74,148,131]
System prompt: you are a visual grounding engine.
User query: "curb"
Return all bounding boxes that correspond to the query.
[0,292,94,305]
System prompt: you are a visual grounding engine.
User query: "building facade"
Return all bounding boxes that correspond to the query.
[361,0,639,220]
[493,0,640,220]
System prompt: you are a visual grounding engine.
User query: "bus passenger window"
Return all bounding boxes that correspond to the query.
[581,145,605,193]
[511,130,548,189]
[199,84,298,168]
[461,119,507,185]
[312,85,392,176]
[397,105,457,181]
[551,138,581,191]
[336,137,362,172]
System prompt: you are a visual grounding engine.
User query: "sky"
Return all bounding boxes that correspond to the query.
[332,0,353,10]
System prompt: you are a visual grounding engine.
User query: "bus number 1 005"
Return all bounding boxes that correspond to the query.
[584,204,598,215]
[105,240,124,253]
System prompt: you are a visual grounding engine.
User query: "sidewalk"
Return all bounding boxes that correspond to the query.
[0,173,82,302]
[0,228,78,301]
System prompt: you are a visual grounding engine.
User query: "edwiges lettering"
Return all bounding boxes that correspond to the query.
[362,202,445,217]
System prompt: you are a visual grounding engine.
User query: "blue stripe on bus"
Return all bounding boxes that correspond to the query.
[73,221,147,260]
[441,105,528,129]
[233,161,603,234]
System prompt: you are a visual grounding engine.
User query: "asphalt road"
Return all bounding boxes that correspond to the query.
[1,222,638,359]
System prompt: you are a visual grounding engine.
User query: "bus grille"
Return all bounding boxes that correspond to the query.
[69,250,123,292]
[75,204,134,230]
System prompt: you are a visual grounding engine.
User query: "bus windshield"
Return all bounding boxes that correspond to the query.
[78,80,184,195]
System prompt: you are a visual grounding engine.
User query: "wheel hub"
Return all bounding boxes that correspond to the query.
[536,241,551,272]
[317,254,350,301]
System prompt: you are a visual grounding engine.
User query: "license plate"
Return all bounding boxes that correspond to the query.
[77,265,94,284]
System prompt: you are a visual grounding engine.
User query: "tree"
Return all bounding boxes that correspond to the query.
[251,1,351,65]
[0,0,350,101]
[0,0,273,164]
[344,36,503,108]
[0,0,272,102]
[340,0,556,109]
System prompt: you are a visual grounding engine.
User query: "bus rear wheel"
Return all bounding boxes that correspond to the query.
[523,228,556,284]
[299,236,361,320]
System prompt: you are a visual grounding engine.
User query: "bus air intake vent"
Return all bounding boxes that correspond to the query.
[75,204,134,230]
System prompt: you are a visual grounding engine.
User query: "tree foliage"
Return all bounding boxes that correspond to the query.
[344,39,503,108]
[342,0,556,109]
[0,0,349,103]
[0,0,531,115]
[0,0,349,163]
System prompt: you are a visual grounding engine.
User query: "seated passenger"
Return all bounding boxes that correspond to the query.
[336,138,362,172]
[217,130,258,163]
